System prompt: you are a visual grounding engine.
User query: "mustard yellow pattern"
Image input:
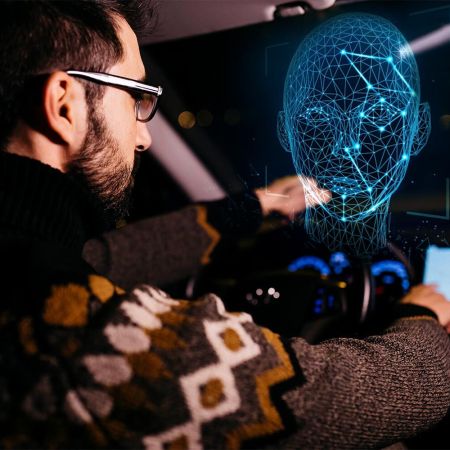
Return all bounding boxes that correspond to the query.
[195,205,221,265]
[43,284,89,327]
[88,275,115,303]
[227,327,295,449]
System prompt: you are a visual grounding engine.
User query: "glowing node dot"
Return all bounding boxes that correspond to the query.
[341,49,346,55]
[367,187,373,193]
[354,143,360,150]
[380,97,386,103]
[367,84,373,90]
[401,110,407,117]
[344,147,350,152]
[387,56,393,63]
[402,154,407,160]
[342,194,347,200]
[359,112,365,118]
[341,217,347,222]
[379,126,385,132]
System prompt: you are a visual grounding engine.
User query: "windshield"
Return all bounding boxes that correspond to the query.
[145,0,450,257]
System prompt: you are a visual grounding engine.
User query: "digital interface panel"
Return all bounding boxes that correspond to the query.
[423,245,450,300]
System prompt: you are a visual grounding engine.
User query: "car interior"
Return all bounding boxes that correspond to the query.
[128,1,450,446]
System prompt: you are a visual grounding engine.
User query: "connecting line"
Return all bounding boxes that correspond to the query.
[264,166,290,198]
[342,53,373,89]
[364,105,403,129]
[336,159,407,220]
[389,63,415,95]
[343,50,415,95]
[367,156,409,208]
[364,149,428,216]
[407,178,450,220]
[342,148,371,192]
[410,4,450,16]
[344,51,386,61]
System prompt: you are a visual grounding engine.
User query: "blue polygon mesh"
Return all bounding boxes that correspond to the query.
[279,13,431,256]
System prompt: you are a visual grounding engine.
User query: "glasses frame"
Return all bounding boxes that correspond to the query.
[66,70,163,122]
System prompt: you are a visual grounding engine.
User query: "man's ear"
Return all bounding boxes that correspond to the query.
[277,111,291,152]
[411,102,431,156]
[41,71,85,147]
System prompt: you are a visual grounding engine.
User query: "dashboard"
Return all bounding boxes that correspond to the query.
[193,223,416,341]
[286,252,411,319]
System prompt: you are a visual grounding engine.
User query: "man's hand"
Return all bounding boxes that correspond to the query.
[254,176,331,221]
[401,284,450,332]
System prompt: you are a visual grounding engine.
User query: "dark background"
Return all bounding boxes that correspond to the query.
[132,1,450,264]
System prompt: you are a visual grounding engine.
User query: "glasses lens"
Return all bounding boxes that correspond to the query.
[137,93,157,122]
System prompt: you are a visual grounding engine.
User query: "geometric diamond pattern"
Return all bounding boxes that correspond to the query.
[142,311,264,449]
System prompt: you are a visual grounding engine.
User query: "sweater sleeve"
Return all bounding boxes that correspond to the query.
[280,315,450,448]
[82,191,263,290]
[53,284,450,450]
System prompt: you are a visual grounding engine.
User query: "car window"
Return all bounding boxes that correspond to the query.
[142,0,450,261]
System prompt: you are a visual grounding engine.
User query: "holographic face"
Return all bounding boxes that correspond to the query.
[279,14,431,222]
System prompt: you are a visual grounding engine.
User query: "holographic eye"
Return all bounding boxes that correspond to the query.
[305,107,330,122]
[367,105,392,124]
[358,104,400,132]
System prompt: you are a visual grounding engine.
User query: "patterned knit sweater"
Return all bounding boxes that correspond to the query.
[1,152,450,449]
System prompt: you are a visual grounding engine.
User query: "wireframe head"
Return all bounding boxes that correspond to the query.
[278,13,431,222]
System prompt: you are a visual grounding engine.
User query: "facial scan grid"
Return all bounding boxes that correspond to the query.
[278,13,432,256]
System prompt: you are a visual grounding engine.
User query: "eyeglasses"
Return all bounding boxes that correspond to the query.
[66,70,163,122]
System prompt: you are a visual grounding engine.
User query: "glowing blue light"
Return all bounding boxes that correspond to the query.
[287,256,331,276]
[328,295,335,308]
[371,259,410,291]
[382,274,395,285]
[329,251,351,275]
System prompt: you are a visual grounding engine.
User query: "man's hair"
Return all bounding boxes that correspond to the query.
[0,0,156,151]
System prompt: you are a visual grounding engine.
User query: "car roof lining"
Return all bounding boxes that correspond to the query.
[142,0,341,44]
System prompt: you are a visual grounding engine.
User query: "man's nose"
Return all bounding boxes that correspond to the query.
[136,121,152,152]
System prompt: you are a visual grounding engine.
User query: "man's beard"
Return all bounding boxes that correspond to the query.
[68,103,140,228]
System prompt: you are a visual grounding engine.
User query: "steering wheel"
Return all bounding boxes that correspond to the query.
[188,218,390,343]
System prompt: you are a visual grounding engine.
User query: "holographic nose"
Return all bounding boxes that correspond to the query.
[332,133,362,159]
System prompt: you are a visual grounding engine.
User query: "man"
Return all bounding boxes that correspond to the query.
[1,1,450,449]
